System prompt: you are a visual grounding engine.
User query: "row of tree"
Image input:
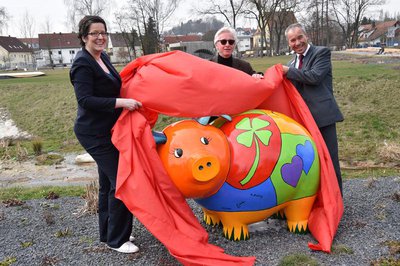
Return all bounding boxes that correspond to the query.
[108,0,396,57]
[1,0,399,58]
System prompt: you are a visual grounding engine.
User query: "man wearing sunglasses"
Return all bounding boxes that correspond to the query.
[210,27,263,79]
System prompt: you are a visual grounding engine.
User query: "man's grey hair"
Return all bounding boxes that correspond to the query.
[285,23,307,38]
[214,26,238,44]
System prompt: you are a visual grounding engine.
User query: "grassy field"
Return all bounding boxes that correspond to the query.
[1,53,399,180]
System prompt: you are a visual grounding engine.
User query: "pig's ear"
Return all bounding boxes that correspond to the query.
[197,116,211,125]
[152,131,167,144]
[221,114,232,121]
[197,115,232,125]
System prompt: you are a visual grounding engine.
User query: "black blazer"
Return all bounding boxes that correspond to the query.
[70,48,122,135]
[210,56,255,76]
[286,45,343,128]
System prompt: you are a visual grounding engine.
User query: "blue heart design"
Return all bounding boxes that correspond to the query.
[296,140,315,174]
[281,155,303,188]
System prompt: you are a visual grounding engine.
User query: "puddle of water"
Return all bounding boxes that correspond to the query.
[0,153,97,188]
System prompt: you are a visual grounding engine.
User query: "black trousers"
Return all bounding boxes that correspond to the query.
[319,124,343,196]
[75,132,133,248]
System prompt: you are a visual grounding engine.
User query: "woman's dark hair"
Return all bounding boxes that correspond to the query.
[77,15,107,47]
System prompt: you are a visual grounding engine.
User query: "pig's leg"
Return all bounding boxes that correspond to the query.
[203,208,222,226]
[283,195,317,233]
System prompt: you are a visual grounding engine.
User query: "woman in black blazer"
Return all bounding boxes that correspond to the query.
[70,15,141,253]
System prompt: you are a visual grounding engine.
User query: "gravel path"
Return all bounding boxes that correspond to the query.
[1,176,399,265]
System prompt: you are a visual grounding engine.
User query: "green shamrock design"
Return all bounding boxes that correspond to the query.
[235,117,272,185]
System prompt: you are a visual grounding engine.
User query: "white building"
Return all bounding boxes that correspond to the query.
[0,36,33,70]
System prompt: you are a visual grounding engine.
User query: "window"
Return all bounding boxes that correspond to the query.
[58,51,62,55]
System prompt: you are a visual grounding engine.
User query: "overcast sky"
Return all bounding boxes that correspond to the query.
[1,0,399,37]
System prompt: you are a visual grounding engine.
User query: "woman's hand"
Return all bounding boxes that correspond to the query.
[116,98,142,111]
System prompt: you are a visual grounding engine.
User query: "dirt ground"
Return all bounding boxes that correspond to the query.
[0,153,97,188]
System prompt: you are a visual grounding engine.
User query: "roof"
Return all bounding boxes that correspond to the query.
[19,38,39,45]
[0,36,32,52]
[361,20,400,42]
[38,33,80,49]
[163,35,202,44]
[109,33,138,47]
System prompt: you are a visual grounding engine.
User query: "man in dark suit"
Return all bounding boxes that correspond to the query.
[282,23,344,196]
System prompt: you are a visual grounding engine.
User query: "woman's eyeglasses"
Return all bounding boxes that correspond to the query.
[218,39,235,45]
[88,32,109,38]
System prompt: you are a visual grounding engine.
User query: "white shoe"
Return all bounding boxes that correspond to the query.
[101,236,134,244]
[108,241,139,254]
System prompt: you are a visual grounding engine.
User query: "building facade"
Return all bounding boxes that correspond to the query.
[358,20,400,47]
[0,36,33,70]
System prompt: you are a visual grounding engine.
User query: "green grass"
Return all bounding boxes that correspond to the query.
[0,186,84,201]
[1,53,400,194]
[278,253,318,266]
[251,54,400,179]
[0,69,79,153]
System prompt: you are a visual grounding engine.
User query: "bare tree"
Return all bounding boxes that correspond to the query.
[245,0,282,57]
[144,0,181,36]
[42,16,52,34]
[124,0,180,53]
[0,6,9,35]
[19,10,36,39]
[114,11,140,59]
[197,0,248,29]
[303,0,327,45]
[64,0,111,31]
[272,0,300,54]
[330,0,385,48]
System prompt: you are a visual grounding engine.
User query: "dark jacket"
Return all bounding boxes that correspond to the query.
[70,48,122,135]
[210,55,255,76]
[286,45,343,128]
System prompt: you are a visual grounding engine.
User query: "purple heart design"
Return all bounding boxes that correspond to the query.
[296,140,314,174]
[281,155,303,188]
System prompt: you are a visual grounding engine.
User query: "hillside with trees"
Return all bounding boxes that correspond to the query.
[166,18,225,35]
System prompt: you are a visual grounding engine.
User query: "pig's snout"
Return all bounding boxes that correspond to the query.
[192,156,221,182]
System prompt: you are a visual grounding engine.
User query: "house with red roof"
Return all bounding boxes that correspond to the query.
[37,32,141,67]
[358,20,400,47]
[108,33,143,64]
[38,33,81,67]
[0,36,33,70]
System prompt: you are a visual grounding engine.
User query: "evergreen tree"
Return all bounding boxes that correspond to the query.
[361,17,372,25]
[143,17,158,55]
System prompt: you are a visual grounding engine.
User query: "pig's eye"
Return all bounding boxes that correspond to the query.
[200,137,209,145]
[174,148,183,158]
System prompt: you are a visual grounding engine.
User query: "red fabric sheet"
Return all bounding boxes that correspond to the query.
[112,51,343,265]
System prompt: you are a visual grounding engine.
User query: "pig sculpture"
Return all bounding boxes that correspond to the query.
[156,109,320,241]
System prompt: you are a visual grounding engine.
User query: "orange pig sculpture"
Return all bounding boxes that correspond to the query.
[156,109,320,241]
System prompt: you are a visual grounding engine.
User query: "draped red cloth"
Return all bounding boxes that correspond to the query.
[112,51,343,265]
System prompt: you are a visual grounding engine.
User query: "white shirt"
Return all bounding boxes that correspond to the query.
[295,44,311,69]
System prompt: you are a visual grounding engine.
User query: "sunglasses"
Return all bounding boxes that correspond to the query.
[218,39,235,45]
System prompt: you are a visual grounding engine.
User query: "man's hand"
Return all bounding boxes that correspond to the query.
[282,65,289,75]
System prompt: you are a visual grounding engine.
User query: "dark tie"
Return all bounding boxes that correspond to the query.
[298,54,304,69]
